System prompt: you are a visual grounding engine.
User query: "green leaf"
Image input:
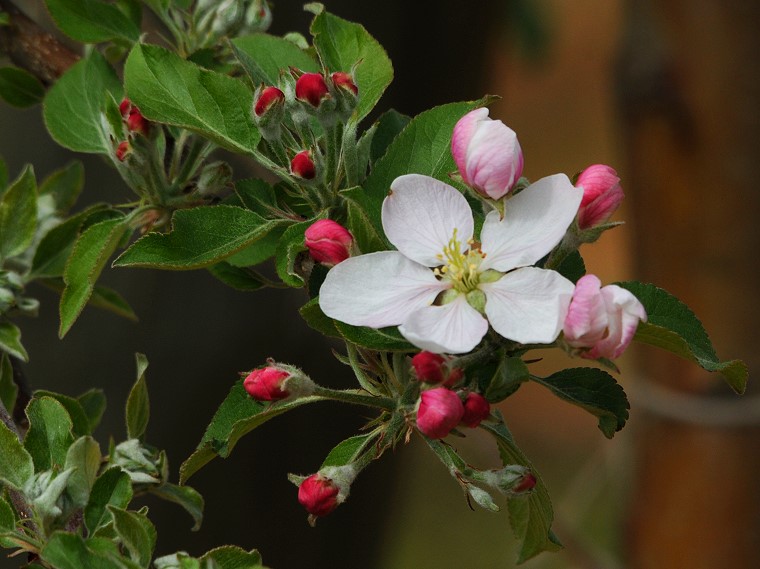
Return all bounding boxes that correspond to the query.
[344,192,385,253]
[0,156,7,190]
[84,467,133,534]
[618,281,748,394]
[200,546,264,569]
[88,285,139,321]
[231,34,318,86]
[274,217,316,287]
[0,165,37,260]
[142,0,169,15]
[149,483,204,531]
[39,161,85,215]
[481,418,562,563]
[64,436,101,508]
[207,263,272,292]
[309,9,393,120]
[126,353,150,440]
[0,67,45,108]
[370,109,410,165]
[78,389,107,434]
[59,216,129,337]
[124,44,261,154]
[555,249,586,283]
[299,297,340,338]
[0,320,28,362]
[43,50,122,154]
[0,495,14,531]
[24,396,75,471]
[334,321,417,352]
[358,100,483,234]
[34,390,92,437]
[0,353,17,415]
[108,506,156,568]
[320,434,373,468]
[114,206,283,270]
[0,419,34,488]
[180,382,324,484]
[44,0,140,43]
[531,368,630,438]
[481,355,530,403]
[41,531,124,569]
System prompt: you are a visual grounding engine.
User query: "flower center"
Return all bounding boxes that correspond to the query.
[434,229,485,294]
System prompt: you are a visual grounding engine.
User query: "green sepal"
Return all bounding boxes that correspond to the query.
[180,381,325,484]
[531,368,630,438]
[23,396,75,471]
[0,164,37,260]
[0,67,45,108]
[124,44,261,155]
[126,353,150,440]
[618,281,748,394]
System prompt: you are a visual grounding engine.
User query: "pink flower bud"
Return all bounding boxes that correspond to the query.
[298,474,339,517]
[295,72,329,107]
[120,98,150,135]
[243,366,290,401]
[254,86,285,116]
[291,150,317,180]
[331,71,358,95]
[512,471,537,493]
[460,392,490,428]
[416,387,464,439]
[304,219,353,266]
[575,164,624,229]
[119,97,132,117]
[563,274,647,360]
[411,351,446,383]
[451,108,524,200]
[116,141,130,162]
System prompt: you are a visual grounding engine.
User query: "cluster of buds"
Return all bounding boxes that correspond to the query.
[242,362,316,402]
[415,386,491,439]
[115,98,151,162]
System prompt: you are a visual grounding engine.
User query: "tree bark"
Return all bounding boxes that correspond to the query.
[616,2,760,567]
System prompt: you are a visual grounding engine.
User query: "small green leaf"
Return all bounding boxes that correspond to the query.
[299,297,340,338]
[231,34,318,86]
[78,389,107,434]
[108,506,156,568]
[126,353,150,440]
[0,353,17,415]
[41,531,122,569]
[59,216,129,337]
[0,419,34,488]
[34,390,92,437]
[207,263,272,292]
[180,382,325,484]
[39,161,85,215]
[24,396,75,471]
[0,165,37,260]
[64,436,101,508]
[200,546,264,569]
[0,320,28,362]
[0,495,14,531]
[482,355,530,403]
[334,321,417,352]
[618,281,748,394]
[44,0,140,43]
[0,67,45,108]
[149,483,204,531]
[84,467,133,534]
[370,109,410,165]
[275,218,317,287]
[344,192,385,253]
[88,285,139,321]
[43,51,122,154]
[124,44,261,155]
[555,249,586,283]
[114,206,283,270]
[482,418,562,563]
[309,9,393,120]
[320,434,373,468]
[142,0,169,15]
[531,368,630,438]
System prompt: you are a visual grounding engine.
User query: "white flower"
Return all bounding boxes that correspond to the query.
[319,174,584,354]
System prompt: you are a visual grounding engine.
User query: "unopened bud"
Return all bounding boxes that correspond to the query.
[416,387,464,439]
[460,391,490,428]
[244,0,272,33]
[291,150,317,180]
[298,473,339,518]
[295,72,329,107]
[120,98,150,135]
[243,362,315,401]
[331,71,358,95]
[254,86,285,117]
[304,219,353,266]
[575,164,624,229]
[116,141,131,162]
[479,465,536,495]
[512,471,537,494]
[411,351,463,386]
[195,161,233,197]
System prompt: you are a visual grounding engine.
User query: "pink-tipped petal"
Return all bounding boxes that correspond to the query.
[383,174,474,267]
[563,274,608,347]
[399,295,489,354]
[452,108,489,186]
[587,285,647,359]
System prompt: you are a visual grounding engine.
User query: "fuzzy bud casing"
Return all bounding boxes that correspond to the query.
[416,387,464,439]
[304,219,353,266]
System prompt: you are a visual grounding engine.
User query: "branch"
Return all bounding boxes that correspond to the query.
[0,0,80,84]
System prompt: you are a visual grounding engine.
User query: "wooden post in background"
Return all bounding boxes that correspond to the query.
[616,2,760,567]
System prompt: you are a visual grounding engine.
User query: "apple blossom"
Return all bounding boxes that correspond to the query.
[416,387,464,439]
[575,164,624,229]
[319,173,583,354]
[563,274,647,359]
[452,108,524,200]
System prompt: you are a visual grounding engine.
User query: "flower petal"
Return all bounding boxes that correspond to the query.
[481,267,575,344]
[451,108,488,185]
[563,274,608,347]
[383,174,474,267]
[588,284,647,359]
[480,174,583,272]
[319,251,447,328]
[399,295,488,354]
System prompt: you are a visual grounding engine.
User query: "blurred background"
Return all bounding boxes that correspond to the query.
[2,1,759,568]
